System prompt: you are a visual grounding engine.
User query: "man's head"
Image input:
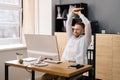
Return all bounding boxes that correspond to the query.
[73,22,85,37]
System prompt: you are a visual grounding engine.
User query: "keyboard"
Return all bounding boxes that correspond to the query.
[44,60,62,64]
[34,62,48,67]
[23,57,37,62]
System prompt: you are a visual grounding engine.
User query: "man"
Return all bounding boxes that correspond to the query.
[41,8,91,80]
[61,8,92,65]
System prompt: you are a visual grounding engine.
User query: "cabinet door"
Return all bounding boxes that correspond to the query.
[96,34,113,80]
[113,35,120,80]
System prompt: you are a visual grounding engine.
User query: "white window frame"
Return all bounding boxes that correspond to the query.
[0,0,23,45]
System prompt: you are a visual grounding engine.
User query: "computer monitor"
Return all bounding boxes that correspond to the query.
[25,34,60,61]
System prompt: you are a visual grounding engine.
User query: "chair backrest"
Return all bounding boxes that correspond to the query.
[55,32,68,59]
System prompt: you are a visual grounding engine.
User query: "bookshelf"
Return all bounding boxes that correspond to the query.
[55,3,88,32]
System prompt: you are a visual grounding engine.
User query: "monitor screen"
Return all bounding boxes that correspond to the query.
[25,34,60,61]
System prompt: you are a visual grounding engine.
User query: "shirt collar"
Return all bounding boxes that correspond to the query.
[73,35,84,39]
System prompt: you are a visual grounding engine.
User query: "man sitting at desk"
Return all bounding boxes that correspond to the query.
[61,7,91,65]
[41,7,91,80]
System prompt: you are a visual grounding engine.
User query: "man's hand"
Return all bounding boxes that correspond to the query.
[72,8,84,15]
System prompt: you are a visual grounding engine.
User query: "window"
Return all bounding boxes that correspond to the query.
[0,0,22,45]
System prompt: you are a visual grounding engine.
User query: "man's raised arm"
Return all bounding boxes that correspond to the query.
[79,13,92,42]
[73,8,91,42]
[66,12,73,38]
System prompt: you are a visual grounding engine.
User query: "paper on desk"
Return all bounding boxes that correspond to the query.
[23,57,37,62]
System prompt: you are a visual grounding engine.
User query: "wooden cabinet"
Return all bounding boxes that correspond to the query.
[96,34,120,80]
[112,35,120,80]
[96,34,113,80]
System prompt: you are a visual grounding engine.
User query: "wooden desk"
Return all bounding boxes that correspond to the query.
[5,60,93,80]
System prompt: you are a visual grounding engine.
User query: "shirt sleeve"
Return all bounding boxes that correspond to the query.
[79,14,92,43]
[66,12,74,38]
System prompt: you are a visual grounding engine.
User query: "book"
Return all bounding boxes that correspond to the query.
[68,64,84,69]
[23,57,37,62]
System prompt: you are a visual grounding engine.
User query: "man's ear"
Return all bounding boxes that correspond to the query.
[82,29,85,34]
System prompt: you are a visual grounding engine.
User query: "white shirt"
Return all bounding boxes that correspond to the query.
[61,12,92,64]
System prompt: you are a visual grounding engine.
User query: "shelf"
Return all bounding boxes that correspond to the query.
[56,18,67,20]
[55,3,88,32]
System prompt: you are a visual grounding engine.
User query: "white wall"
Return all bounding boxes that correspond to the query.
[35,0,60,35]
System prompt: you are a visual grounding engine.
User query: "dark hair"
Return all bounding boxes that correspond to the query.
[75,22,85,29]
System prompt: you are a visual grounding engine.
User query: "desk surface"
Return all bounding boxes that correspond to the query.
[5,60,92,78]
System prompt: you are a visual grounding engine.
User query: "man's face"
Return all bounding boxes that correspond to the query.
[73,24,84,37]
